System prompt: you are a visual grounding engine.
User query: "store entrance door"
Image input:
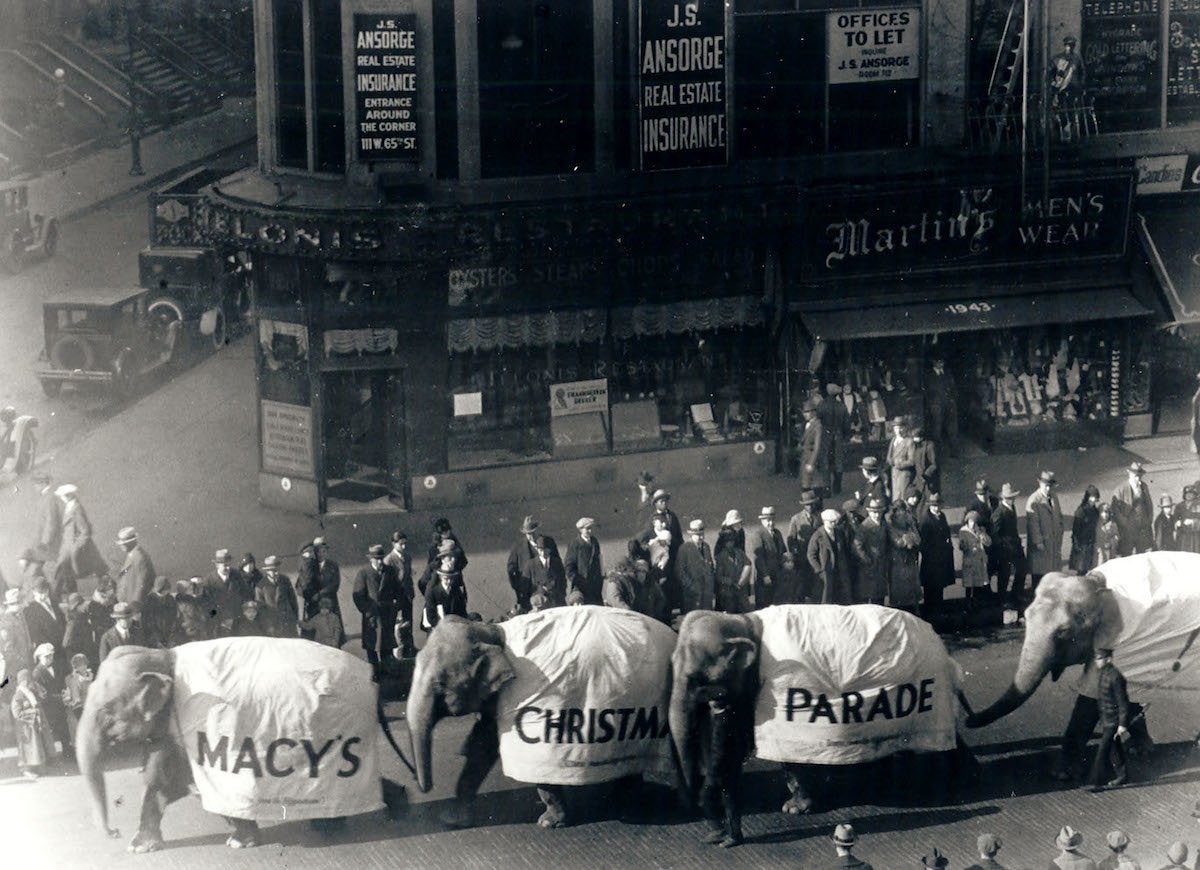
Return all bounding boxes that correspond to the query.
[321,369,407,510]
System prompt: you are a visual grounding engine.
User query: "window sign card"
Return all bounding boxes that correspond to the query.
[549,379,610,417]
[354,14,419,162]
[261,400,315,477]
[826,8,920,85]
[453,392,483,417]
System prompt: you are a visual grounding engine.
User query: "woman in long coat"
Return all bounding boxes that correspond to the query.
[957,510,991,606]
[713,528,752,613]
[886,500,921,613]
[11,668,55,777]
[1068,485,1101,574]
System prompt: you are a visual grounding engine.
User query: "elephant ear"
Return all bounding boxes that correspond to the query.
[472,644,515,697]
[721,637,758,675]
[1092,588,1125,651]
[135,672,174,721]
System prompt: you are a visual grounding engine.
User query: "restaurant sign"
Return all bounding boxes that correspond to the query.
[639,0,729,172]
[354,14,419,162]
[804,172,1133,281]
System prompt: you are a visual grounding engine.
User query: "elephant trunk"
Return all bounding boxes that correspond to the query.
[406,666,437,794]
[74,697,111,835]
[967,633,1055,728]
[668,665,696,795]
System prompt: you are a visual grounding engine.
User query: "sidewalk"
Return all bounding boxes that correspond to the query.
[23,97,256,222]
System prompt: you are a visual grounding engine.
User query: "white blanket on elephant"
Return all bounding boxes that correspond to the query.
[496,606,676,785]
[1092,553,1200,693]
[173,638,383,821]
[754,605,962,764]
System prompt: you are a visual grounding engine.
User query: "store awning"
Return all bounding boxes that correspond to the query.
[795,288,1151,341]
[1136,210,1200,325]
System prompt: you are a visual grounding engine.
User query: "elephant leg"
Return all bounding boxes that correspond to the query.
[223,817,260,849]
[129,739,192,853]
[535,785,569,828]
[1126,702,1155,757]
[441,715,499,828]
[781,764,814,815]
[719,764,743,848]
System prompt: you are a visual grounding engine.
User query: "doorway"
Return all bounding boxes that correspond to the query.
[321,369,407,509]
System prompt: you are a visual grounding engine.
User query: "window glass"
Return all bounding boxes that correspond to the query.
[313,0,345,172]
[274,0,307,168]
[733,13,824,158]
[477,0,595,178]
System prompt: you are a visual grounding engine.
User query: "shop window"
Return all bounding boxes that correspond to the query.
[271,0,346,173]
[477,0,595,178]
[433,0,459,179]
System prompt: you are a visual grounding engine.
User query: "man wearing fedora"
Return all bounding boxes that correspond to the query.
[885,417,915,509]
[918,492,955,616]
[312,537,342,615]
[565,517,604,606]
[114,526,155,611]
[786,491,821,596]
[353,544,400,667]
[854,456,889,514]
[798,399,828,495]
[745,507,785,609]
[1111,462,1154,557]
[825,822,874,869]
[964,833,1008,870]
[1027,471,1065,595]
[991,482,1027,612]
[507,516,561,615]
[1051,826,1097,869]
[98,601,141,664]
[644,489,684,611]
[852,496,889,605]
[255,555,299,638]
[383,532,416,657]
[676,518,716,613]
[202,548,242,636]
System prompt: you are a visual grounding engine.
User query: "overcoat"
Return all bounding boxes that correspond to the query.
[1025,489,1065,575]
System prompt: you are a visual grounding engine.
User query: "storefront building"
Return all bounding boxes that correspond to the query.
[142,0,1200,513]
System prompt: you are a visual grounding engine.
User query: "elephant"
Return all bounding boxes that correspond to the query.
[407,607,678,829]
[77,638,410,854]
[670,604,976,847]
[967,554,1200,779]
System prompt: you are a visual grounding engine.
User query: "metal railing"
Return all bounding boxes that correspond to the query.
[967,92,1100,151]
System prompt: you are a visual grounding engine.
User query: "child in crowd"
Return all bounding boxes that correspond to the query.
[63,653,94,741]
[958,510,991,609]
[1095,504,1120,565]
[299,595,345,649]
[1153,494,1176,551]
[11,668,55,779]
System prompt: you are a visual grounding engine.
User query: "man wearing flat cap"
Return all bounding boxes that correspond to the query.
[1026,471,1065,594]
[353,544,400,666]
[808,508,853,605]
[676,519,715,613]
[114,526,155,611]
[964,833,1008,870]
[745,507,785,609]
[565,518,604,605]
[1111,462,1153,556]
[854,456,890,513]
[824,822,874,869]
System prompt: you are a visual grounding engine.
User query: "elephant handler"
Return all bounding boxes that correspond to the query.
[1084,646,1131,791]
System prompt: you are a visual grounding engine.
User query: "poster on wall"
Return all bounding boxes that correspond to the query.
[353,14,419,162]
[549,379,609,417]
[638,0,729,172]
[261,400,315,478]
[826,8,920,86]
[1168,9,1200,126]
[1081,1,1160,132]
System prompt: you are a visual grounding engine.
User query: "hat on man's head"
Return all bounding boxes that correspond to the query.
[820,509,841,523]
[432,517,452,534]
[1105,830,1130,851]
[891,416,906,427]
[1056,826,1083,850]
[55,484,78,498]
[1064,34,1078,45]
[688,519,705,533]
[1161,494,1174,507]
[904,485,921,501]
[1128,461,1146,476]
[4,588,21,606]
[926,492,942,505]
[800,490,820,506]
[841,499,861,515]
[977,834,1001,857]
[722,509,744,527]
[34,642,55,659]
[861,456,880,471]
[651,488,671,502]
[1038,470,1057,484]
[392,529,408,543]
[520,515,540,534]
[116,526,137,545]
[263,555,281,568]
[576,517,596,531]
[832,823,856,847]
[974,478,990,494]
[1168,842,1189,865]
[312,536,328,548]
[213,548,231,564]
[1000,482,1021,499]
[367,544,386,558]
[241,553,256,567]
[866,496,887,512]
[758,506,776,519]
[922,848,949,869]
[437,539,457,558]
[111,602,134,619]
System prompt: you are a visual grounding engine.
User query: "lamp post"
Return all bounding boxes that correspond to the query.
[125,0,144,176]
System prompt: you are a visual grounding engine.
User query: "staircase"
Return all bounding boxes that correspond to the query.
[983,0,1025,152]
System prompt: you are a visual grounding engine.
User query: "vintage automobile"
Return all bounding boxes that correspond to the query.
[1,180,58,273]
[34,287,181,398]
[138,246,250,351]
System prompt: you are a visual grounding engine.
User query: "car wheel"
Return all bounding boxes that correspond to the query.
[209,309,227,350]
[41,219,59,258]
[14,430,36,473]
[50,334,95,371]
[39,379,62,397]
[147,299,183,364]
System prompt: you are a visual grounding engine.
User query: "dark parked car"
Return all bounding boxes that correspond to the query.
[1,181,58,273]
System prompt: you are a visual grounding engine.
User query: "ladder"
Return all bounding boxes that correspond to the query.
[985,0,1025,150]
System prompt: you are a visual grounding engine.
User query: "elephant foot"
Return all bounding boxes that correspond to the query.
[127,832,163,854]
[225,834,258,849]
[536,808,569,829]
[439,802,475,829]
[781,795,813,815]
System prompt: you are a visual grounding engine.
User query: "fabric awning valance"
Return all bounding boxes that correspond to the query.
[447,308,607,352]
[610,296,764,339]
[1136,209,1200,325]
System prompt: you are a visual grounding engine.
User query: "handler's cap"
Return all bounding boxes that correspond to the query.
[34,642,55,659]
[1105,830,1130,851]
[722,509,743,526]
[688,519,705,533]
[115,526,137,545]
[367,544,386,558]
[865,496,887,512]
[312,536,329,548]
[55,483,78,498]
[263,555,281,568]
[1056,826,1083,850]
[213,548,232,564]
[1168,842,1189,864]
[832,823,856,846]
[1038,470,1057,484]
[861,456,880,471]
[799,490,820,507]
[977,834,1001,856]
[820,508,841,523]
[1128,461,1146,476]
[651,488,671,502]
[758,506,776,519]
[111,602,134,619]
[520,515,540,534]
[1000,482,1021,498]
[576,517,596,531]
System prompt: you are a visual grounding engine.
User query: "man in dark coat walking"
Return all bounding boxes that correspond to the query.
[991,483,1026,611]
[807,508,853,604]
[1085,646,1130,791]
[564,517,604,605]
[911,426,940,500]
[676,519,716,613]
[352,544,399,666]
[382,532,415,657]
[918,492,955,616]
[114,526,155,610]
[30,472,62,566]
[853,456,890,515]
[1111,462,1154,556]
[745,507,785,609]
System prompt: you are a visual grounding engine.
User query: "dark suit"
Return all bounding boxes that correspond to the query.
[507,534,562,611]
[912,438,940,497]
[564,535,604,604]
[1087,660,1130,788]
[990,502,1026,607]
[22,598,64,652]
[1111,480,1154,555]
[745,522,785,609]
[115,544,156,608]
[918,509,955,612]
[98,624,142,664]
[853,474,890,516]
[675,538,715,612]
[32,660,70,754]
[352,562,400,664]
[807,526,853,604]
[255,573,299,637]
